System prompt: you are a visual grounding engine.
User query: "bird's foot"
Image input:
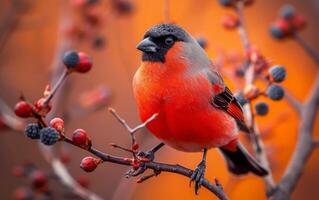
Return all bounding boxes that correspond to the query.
[190,159,206,195]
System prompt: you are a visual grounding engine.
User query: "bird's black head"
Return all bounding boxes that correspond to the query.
[137,24,190,63]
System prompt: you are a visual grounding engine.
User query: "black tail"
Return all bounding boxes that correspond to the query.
[220,143,268,176]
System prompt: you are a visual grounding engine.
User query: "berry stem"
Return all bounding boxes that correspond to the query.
[293,33,319,64]
[43,70,70,106]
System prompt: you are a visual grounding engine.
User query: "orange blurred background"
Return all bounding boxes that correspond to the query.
[0,0,318,199]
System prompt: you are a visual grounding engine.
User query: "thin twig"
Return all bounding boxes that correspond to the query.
[293,33,319,64]
[163,0,170,23]
[284,88,302,114]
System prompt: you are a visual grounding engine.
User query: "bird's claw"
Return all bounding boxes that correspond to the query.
[189,160,206,195]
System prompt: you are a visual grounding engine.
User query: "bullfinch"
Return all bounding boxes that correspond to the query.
[133,23,268,193]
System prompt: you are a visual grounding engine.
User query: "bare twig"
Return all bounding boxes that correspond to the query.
[59,111,228,200]
[293,33,319,64]
[284,88,302,114]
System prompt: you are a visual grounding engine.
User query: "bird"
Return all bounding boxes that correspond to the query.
[133,23,268,194]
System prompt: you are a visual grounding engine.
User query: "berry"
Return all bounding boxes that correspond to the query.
[275,19,291,34]
[93,36,105,48]
[270,25,284,39]
[280,4,295,19]
[268,65,287,83]
[59,152,71,164]
[13,187,33,200]
[76,175,90,188]
[50,117,64,133]
[40,127,60,145]
[292,14,306,30]
[24,123,41,139]
[221,14,239,29]
[14,101,33,118]
[80,157,99,172]
[132,143,139,151]
[12,166,25,177]
[113,0,134,14]
[195,37,208,49]
[34,98,52,116]
[234,93,248,106]
[267,84,285,101]
[218,0,233,7]
[29,170,48,189]
[72,129,90,147]
[63,51,92,73]
[255,102,269,116]
[87,0,98,5]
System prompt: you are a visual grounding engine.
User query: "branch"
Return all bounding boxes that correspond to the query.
[272,74,319,200]
[284,88,302,114]
[235,0,276,193]
[59,111,228,200]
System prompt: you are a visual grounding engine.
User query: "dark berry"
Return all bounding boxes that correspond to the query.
[113,0,134,14]
[63,51,79,69]
[93,36,105,48]
[196,37,208,49]
[267,84,285,101]
[87,0,98,5]
[40,127,60,145]
[80,157,99,172]
[14,101,33,118]
[24,123,41,139]
[218,0,233,7]
[280,4,295,19]
[255,102,269,116]
[234,92,248,106]
[268,65,287,83]
[270,25,285,39]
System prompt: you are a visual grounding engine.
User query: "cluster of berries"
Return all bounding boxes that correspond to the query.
[12,161,91,200]
[236,65,287,116]
[66,0,106,48]
[12,162,51,200]
[270,5,306,39]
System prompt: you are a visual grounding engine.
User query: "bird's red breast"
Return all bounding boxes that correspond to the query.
[133,42,238,152]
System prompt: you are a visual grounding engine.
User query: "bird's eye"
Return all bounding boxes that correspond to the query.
[165,37,174,45]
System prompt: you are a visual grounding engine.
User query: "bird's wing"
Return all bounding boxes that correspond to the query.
[206,70,250,133]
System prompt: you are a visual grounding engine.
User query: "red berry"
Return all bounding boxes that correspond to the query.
[50,117,64,133]
[13,187,33,200]
[275,19,291,35]
[59,152,71,164]
[292,14,306,30]
[29,170,48,189]
[80,157,99,172]
[14,101,33,118]
[12,166,25,177]
[77,52,93,73]
[72,129,90,147]
[34,98,52,116]
[132,143,139,151]
[76,175,90,188]
[221,14,239,29]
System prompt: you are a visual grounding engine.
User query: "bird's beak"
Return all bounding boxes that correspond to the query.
[136,37,158,53]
